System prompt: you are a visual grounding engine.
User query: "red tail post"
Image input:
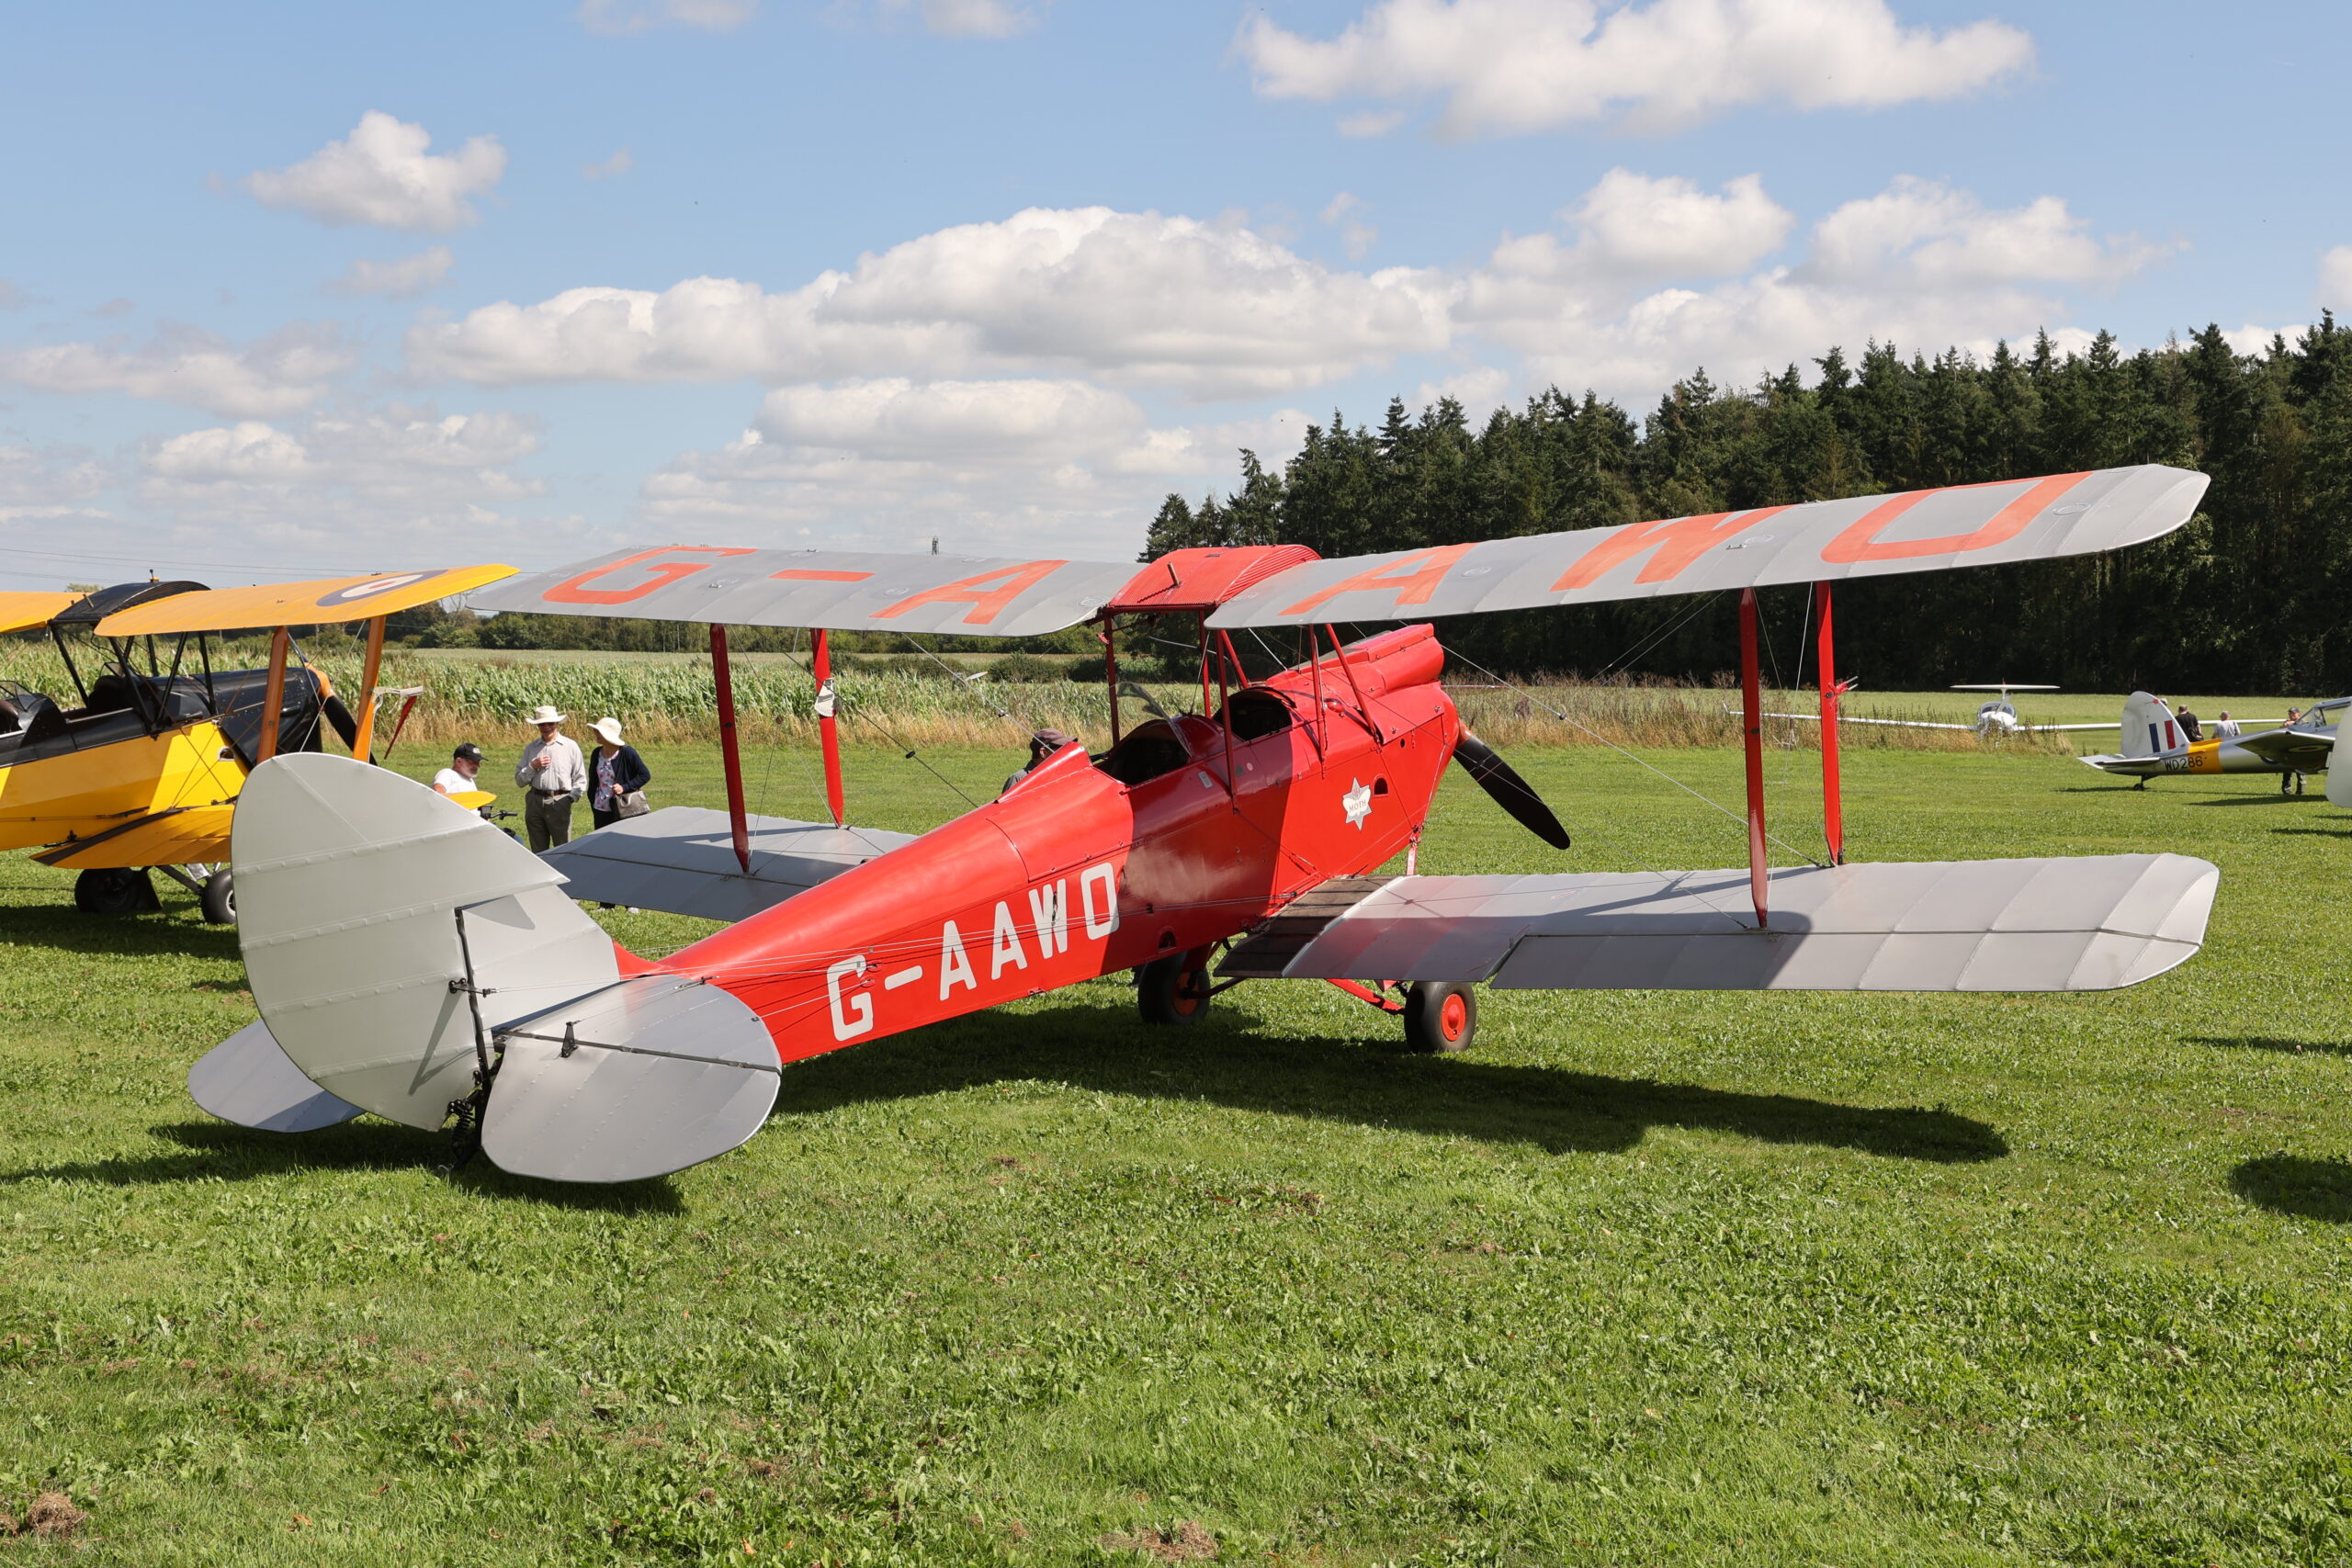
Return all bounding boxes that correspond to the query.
[1738,588,1768,928]
[1815,581,1843,864]
[709,623,751,874]
[813,628,844,828]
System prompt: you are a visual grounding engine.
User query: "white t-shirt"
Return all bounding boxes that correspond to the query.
[433,767,477,795]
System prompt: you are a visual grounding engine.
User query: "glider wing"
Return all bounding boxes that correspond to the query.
[1208,465,2207,628]
[1237,854,2215,993]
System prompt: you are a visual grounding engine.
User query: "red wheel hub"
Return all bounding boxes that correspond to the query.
[1439,991,1468,1040]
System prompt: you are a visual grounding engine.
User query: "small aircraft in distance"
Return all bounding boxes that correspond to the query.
[0,567,511,921]
[2079,692,2326,792]
[183,464,2223,1188]
[1763,681,2132,740]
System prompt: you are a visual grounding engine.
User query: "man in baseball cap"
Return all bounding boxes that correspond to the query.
[433,741,484,796]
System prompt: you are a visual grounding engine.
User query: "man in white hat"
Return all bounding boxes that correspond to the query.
[514,705,587,852]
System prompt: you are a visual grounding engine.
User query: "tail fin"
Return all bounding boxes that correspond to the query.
[2119,691,2183,760]
[224,754,777,1181]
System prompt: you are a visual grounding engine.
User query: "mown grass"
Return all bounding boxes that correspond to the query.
[2,737,2349,1564]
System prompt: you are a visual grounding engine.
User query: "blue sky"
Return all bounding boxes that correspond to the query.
[1,0,2346,592]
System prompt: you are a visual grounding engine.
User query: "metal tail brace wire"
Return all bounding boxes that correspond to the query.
[442,904,503,1173]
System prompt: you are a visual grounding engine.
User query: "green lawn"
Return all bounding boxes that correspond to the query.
[3,738,2349,1564]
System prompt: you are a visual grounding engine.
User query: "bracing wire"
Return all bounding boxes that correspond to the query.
[1444,644,1825,870]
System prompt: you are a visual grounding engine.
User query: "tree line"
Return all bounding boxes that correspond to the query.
[1148,321,2352,695]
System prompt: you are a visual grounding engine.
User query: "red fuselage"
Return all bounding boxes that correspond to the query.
[655,625,1457,1063]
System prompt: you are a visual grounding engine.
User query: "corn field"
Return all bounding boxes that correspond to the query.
[0,641,2075,754]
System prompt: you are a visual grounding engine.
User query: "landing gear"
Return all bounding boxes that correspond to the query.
[1136,949,1216,1025]
[73,866,159,916]
[199,870,235,926]
[1403,981,1477,1054]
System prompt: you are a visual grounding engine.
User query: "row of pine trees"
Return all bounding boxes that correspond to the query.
[1148,321,2352,695]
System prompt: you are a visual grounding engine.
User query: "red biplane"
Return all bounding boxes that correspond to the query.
[189,465,2222,1184]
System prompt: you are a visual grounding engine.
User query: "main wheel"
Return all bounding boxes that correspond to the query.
[74,867,158,916]
[1136,951,1214,1026]
[199,870,235,926]
[1403,981,1477,1054]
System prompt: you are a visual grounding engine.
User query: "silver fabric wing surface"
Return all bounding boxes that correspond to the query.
[1270,855,2216,992]
[232,755,623,1129]
[541,807,916,923]
[187,1021,365,1133]
[1208,465,2208,629]
[483,974,780,1184]
[469,546,1141,637]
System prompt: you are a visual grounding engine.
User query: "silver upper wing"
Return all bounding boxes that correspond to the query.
[469,546,1142,637]
[1261,854,2216,992]
[1207,465,2207,628]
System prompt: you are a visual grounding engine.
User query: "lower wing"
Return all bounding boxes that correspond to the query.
[1229,855,2214,993]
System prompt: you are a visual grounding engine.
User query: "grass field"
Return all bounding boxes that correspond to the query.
[4,736,2350,1564]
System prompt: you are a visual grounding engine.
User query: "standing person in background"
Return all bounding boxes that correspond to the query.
[2213,711,2242,738]
[587,716,651,829]
[514,705,586,852]
[2177,705,2202,742]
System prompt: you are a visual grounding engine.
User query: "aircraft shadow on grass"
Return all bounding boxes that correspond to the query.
[2271,826,2352,839]
[774,999,2009,1166]
[0,1120,684,1214]
[2188,1034,2352,1060]
[0,903,240,964]
[2230,1154,2352,1223]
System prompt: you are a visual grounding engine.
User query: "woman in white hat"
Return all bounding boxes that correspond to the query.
[587,716,652,830]
[514,705,587,851]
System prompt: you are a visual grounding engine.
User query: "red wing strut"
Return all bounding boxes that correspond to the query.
[1206,465,2207,628]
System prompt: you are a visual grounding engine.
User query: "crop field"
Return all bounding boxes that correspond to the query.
[3,736,2350,1564]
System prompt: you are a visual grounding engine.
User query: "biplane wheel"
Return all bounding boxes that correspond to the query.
[1403,981,1477,1054]
[73,867,159,917]
[199,871,235,926]
[1136,951,1214,1026]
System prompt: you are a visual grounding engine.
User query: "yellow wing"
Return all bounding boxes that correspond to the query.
[93,565,515,636]
[0,591,79,636]
[33,804,237,869]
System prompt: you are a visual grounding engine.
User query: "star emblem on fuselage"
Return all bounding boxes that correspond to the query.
[1342,778,1372,828]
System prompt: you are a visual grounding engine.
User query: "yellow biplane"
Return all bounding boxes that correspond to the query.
[0,566,512,921]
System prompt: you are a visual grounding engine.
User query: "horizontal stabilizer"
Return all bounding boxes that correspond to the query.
[541,807,916,921]
[482,974,780,1183]
[1260,855,2216,992]
[187,1021,364,1133]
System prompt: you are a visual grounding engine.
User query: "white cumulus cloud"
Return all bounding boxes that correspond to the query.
[0,443,111,525]
[245,112,507,232]
[1463,175,2164,395]
[0,322,353,417]
[330,246,455,299]
[1238,0,2034,138]
[407,206,1456,398]
[138,405,546,538]
[2320,246,2352,310]
[576,0,757,33]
